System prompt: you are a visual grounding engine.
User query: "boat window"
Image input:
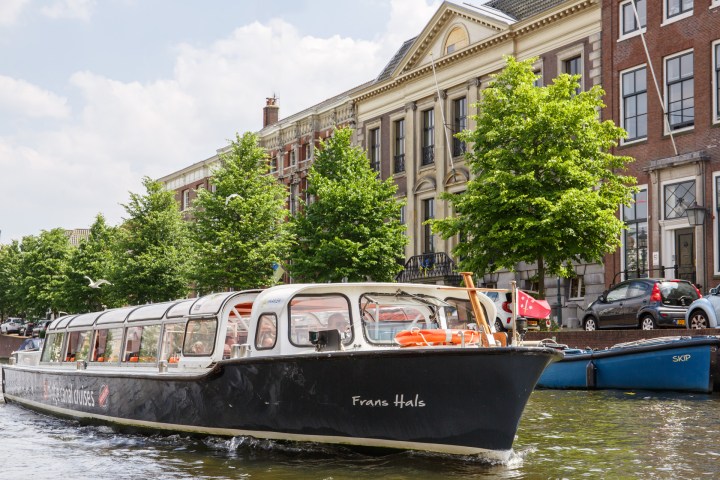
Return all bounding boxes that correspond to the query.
[41,332,65,362]
[160,322,185,363]
[183,318,217,356]
[288,294,352,347]
[444,298,478,329]
[92,328,123,363]
[255,313,277,350]
[123,325,161,363]
[224,316,249,358]
[359,293,440,345]
[65,330,92,362]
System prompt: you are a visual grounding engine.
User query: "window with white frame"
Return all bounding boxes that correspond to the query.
[621,66,647,142]
[394,119,405,174]
[562,55,582,94]
[664,180,696,220]
[665,51,694,131]
[182,189,190,211]
[421,108,435,166]
[369,127,380,172]
[620,0,646,37]
[569,276,586,299]
[666,0,693,19]
[623,187,648,277]
[452,97,467,157]
[422,198,434,253]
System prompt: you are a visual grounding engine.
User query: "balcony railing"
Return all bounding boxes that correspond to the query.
[393,154,405,174]
[395,252,462,285]
[421,145,434,166]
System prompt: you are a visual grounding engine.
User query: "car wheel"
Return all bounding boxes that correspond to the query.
[584,317,597,331]
[494,318,506,333]
[688,310,709,329]
[640,315,656,330]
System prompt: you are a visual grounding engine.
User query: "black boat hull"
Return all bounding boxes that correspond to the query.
[2,347,559,456]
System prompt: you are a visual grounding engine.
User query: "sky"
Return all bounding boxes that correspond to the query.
[0,0,441,244]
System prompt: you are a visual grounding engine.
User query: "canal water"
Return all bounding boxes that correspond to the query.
[1,388,719,479]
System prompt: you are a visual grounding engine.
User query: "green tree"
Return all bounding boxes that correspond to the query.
[191,132,293,291]
[111,177,191,304]
[289,127,407,282]
[432,56,636,298]
[63,214,119,313]
[0,241,22,318]
[17,229,72,318]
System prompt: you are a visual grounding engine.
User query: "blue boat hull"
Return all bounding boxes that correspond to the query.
[537,336,720,393]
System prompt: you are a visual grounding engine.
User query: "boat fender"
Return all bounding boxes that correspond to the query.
[585,360,597,389]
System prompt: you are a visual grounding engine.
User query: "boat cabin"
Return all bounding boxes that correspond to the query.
[34,282,499,372]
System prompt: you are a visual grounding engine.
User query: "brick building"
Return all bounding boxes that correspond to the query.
[601,0,720,293]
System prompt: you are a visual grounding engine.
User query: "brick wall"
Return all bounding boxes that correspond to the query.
[525,328,719,350]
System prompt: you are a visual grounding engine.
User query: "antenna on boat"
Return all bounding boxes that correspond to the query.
[429,52,457,177]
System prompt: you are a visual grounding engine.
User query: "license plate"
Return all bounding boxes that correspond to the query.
[677,319,685,326]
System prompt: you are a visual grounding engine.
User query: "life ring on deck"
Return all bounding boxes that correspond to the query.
[394,329,481,347]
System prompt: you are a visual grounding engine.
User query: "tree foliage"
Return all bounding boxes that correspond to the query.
[0,241,22,318]
[191,132,294,291]
[289,127,407,282]
[110,177,191,304]
[63,214,119,313]
[16,229,72,318]
[431,56,636,298]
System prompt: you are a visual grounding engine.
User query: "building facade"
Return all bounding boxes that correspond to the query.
[601,0,720,294]
[162,0,720,328]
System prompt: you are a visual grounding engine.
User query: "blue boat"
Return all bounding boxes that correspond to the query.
[536,336,720,393]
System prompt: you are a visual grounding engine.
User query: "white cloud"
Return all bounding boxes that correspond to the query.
[0,75,70,118]
[0,0,442,243]
[0,0,29,26]
[40,0,96,21]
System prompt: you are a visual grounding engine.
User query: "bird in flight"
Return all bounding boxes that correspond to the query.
[84,276,112,288]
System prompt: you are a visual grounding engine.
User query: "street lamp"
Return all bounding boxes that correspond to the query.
[685,202,707,226]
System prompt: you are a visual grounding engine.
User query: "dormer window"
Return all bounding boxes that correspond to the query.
[444,26,468,55]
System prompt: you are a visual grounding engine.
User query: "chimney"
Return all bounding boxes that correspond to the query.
[263,95,279,127]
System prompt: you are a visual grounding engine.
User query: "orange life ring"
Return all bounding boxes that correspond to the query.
[394,329,481,347]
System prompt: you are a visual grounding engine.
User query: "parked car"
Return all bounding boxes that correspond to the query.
[32,319,53,338]
[685,285,720,328]
[582,278,701,331]
[19,320,37,336]
[482,290,544,332]
[1,318,24,335]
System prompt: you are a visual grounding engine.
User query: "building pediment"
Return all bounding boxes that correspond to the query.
[377,1,514,84]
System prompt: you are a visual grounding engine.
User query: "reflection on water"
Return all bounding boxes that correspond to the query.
[2,389,720,479]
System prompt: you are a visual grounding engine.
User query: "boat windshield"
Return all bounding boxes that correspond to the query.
[360,292,443,345]
[183,318,218,356]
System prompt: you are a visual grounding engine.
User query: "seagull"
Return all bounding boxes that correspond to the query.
[84,276,112,288]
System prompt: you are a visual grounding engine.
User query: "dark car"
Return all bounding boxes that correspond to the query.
[32,320,53,338]
[19,320,36,336]
[582,278,700,330]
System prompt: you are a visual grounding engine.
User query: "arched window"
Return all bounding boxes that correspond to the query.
[444,26,468,54]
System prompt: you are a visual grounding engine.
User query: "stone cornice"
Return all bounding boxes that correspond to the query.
[353,0,598,104]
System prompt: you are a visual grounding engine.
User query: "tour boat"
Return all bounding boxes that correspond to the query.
[536,336,720,393]
[2,277,561,459]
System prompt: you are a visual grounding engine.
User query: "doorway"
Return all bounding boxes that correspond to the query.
[674,228,695,282]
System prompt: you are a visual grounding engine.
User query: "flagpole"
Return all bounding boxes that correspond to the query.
[511,280,519,346]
